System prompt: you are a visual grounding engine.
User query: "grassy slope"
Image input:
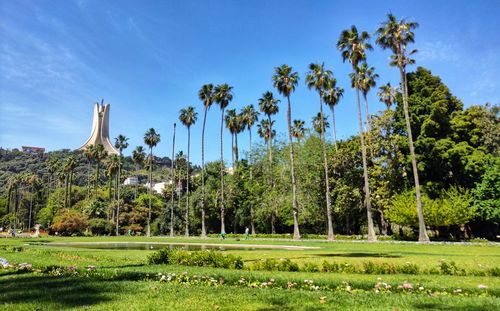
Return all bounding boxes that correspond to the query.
[1,236,499,310]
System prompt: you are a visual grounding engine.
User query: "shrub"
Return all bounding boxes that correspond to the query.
[439,260,465,275]
[147,248,171,264]
[147,249,243,269]
[51,209,88,236]
[88,218,113,235]
[250,258,299,272]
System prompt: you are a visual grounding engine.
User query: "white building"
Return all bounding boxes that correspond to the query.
[123,176,139,185]
[144,180,174,194]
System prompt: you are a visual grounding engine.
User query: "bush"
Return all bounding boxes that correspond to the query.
[147,249,243,269]
[51,209,88,236]
[88,218,114,235]
[249,258,299,272]
[147,248,171,264]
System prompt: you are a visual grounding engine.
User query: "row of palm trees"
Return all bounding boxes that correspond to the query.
[67,13,428,242]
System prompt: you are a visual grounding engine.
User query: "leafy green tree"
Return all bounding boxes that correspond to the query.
[376,14,429,242]
[198,84,215,237]
[179,106,198,237]
[473,157,500,226]
[144,128,161,236]
[337,25,377,241]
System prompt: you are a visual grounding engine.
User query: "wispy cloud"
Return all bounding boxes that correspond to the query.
[417,41,460,62]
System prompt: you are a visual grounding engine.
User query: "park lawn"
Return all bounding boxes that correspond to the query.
[1,236,499,310]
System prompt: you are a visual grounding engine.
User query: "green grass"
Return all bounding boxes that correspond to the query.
[1,236,499,310]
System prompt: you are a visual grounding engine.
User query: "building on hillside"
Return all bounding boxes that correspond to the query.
[144,180,174,194]
[22,146,45,156]
[123,176,139,185]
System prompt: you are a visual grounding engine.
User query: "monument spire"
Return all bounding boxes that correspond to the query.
[78,100,119,154]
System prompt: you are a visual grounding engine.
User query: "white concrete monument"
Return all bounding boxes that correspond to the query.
[78,100,119,154]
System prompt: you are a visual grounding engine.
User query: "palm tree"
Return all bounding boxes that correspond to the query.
[312,112,330,135]
[337,25,377,241]
[83,146,93,202]
[105,154,120,221]
[198,84,214,237]
[291,119,306,143]
[225,108,239,169]
[47,157,60,198]
[306,62,336,241]
[213,83,233,234]
[272,64,301,240]
[7,175,20,229]
[90,144,108,199]
[132,146,146,200]
[63,156,78,209]
[323,81,344,150]
[257,120,276,150]
[179,106,198,237]
[377,82,397,111]
[169,123,176,237]
[22,173,39,230]
[144,128,161,237]
[114,134,129,235]
[376,13,429,242]
[241,105,259,235]
[354,62,379,132]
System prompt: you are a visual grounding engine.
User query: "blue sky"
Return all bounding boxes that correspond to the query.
[1,0,499,164]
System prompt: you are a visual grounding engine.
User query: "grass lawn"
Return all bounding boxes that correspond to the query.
[1,236,499,310]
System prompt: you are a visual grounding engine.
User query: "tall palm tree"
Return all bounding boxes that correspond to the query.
[144,128,161,237]
[179,106,198,237]
[105,154,120,221]
[198,84,214,237]
[272,64,301,240]
[376,13,429,242]
[7,175,20,229]
[292,119,306,143]
[306,62,336,241]
[225,108,239,169]
[63,156,78,209]
[169,123,176,237]
[90,144,108,199]
[258,91,280,233]
[114,134,129,235]
[83,146,93,201]
[353,62,379,132]
[241,104,258,234]
[337,25,377,241]
[22,173,39,230]
[257,120,276,151]
[47,157,60,198]
[132,146,146,200]
[323,82,344,150]
[213,83,233,234]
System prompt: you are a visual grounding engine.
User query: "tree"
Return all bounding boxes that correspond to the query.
[105,154,120,221]
[225,109,240,169]
[337,25,377,241]
[132,146,146,200]
[90,144,108,199]
[241,105,259,234]
[144,128,161,237]
[306,62,336,241]
[114,134,129,235]
[179,106,198,237]
[353,62,379,133]
[169,123,177,237]
[83,146,93,201]
[214,83,233,233]
[376,14,429,242]
[292,119,306,143]
[63,156,78,209]
[311,113,330,134]
[272,64,301,240]
[323,81,344,150]
[7,175,20,228]
[377,82,397,110]
[198,84,214,237]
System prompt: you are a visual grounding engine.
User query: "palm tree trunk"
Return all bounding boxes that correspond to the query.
[147,148,153,237]
[231,133,235,171]
[170,123,176,237]
[201,108,207,238]
[234,133,239,163]
[363,94,374,158]
[69,171,73,208]
[28,186,33,230]
[87,160,91,202]
[116,158,121,236]
[286,96,300,240]
[64,174,68,209]
[399,67,429,243]
[248,127,255,235]
[355,85,377,242]
[330,107,338,151]
[185,127,190,237]
[319,96,334,241]
[220,109,226,234]
[95,161,100,199]
[268,115,276,234]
